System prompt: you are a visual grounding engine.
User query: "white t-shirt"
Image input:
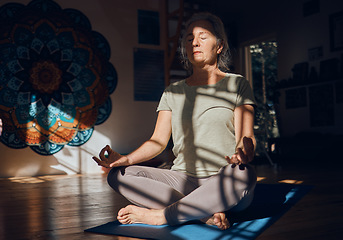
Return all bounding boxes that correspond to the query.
[157,73,256,177]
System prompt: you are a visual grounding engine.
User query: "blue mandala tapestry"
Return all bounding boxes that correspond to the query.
[0,0,117,155]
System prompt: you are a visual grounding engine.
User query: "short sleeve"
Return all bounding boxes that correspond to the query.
[235,77,256,108]
[156,89,171,112]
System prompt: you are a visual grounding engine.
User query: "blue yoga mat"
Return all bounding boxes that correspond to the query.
[85,184,312,240]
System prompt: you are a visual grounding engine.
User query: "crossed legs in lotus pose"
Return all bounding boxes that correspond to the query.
[108,164,256,230]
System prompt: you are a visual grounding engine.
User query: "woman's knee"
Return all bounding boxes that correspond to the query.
[230,190,255,212]
[107,165,148,191]
[222,164,257,189]
[107,167,125,191]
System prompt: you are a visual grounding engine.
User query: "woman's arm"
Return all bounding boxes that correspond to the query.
[126,110,172,165]
[93,110,172,168]
[226,104,255,165]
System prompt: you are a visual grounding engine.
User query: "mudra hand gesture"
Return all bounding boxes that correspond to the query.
[92,145,130,168]
[226,136,254,166]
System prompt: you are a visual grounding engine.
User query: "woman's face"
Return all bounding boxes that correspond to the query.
[185,20,222,68]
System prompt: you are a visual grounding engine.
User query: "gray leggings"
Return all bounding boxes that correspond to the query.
[107,164,256,225]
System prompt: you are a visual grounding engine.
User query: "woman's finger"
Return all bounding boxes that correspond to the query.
[243,137,254,162]
[237,148,248,164]
[226,154,239,165]
[93,156,106,167]
[104,145,113,155]
[99,145,111,160]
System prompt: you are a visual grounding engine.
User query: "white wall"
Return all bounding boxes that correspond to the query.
[0,0,165,177]
[2,0,342,177]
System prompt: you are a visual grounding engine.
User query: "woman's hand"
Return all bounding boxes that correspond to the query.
[225,136,254,166]
[92,145,130,168]
[92,111,172,169]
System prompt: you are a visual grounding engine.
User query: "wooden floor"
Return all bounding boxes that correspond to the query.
[1,161,342,240]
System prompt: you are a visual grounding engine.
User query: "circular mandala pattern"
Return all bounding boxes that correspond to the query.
[0,0,117,155]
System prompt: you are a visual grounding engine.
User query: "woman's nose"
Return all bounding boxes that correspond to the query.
[192,37,200,47]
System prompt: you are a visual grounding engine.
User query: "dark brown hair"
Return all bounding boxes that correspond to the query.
[179,12,231,73]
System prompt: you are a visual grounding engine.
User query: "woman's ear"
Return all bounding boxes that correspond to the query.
[217,41,224,54]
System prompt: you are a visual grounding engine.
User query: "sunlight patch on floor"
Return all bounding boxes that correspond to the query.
[257,176,266,182]
[7,174,82,184]
[278,179,304,184]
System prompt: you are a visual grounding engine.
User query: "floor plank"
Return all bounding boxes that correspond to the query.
[0,162,342,240]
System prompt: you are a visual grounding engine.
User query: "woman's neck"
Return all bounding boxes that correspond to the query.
[187,67,227,86]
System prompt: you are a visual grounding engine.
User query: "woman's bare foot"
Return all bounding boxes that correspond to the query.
[117,205,167,225]
[203,212,230,230]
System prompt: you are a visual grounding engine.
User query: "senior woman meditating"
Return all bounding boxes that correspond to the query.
[93,12,257,230]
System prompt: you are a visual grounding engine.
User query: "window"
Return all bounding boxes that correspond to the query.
[243,40,280,159]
